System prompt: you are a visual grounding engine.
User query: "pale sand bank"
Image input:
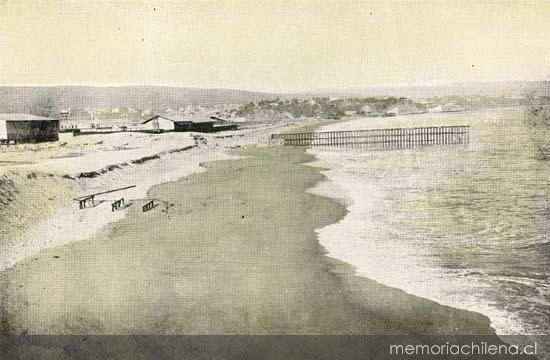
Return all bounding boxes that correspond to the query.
[0,121,313,272]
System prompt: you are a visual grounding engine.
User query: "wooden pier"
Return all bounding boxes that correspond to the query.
[272,125,469,149]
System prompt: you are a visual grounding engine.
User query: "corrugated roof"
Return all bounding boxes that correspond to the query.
[0,113,58,121]
[142,114,216,124]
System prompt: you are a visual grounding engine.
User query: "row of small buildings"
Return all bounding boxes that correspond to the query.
[0,113,237,144]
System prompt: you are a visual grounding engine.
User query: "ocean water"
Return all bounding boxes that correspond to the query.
[309,108,550,337]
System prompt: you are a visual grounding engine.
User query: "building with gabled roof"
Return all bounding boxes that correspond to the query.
[141,114,217,133]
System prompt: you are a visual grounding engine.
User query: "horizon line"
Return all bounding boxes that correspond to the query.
[0,79,546,94]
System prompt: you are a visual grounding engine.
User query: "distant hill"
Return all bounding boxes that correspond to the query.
[1,81,547,117]
[297,81,550,99]
[0,86,277,115]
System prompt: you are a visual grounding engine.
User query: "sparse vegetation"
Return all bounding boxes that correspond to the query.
[525,100,550,160]
[526,105,550,128]
[237,97,406,119]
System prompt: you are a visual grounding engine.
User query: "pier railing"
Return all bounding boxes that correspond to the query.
[272,125,469,149]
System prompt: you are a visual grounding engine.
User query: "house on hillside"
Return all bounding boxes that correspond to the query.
[428,105,443,113]
[142,115,218,133]
[386,103,424,116]
[428,103,464,113]
[360,104,379,115]
[0,113,59,144]
[441,103,464,112]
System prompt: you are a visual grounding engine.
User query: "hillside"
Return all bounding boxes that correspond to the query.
[299,81,550,99]
[1,81,546,118]
[0,86,276,116]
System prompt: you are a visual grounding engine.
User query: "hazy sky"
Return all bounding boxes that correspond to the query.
[1,0,549,91]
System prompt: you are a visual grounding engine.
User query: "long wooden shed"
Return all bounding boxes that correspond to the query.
[142,115,217,133]
[0,113,60,144]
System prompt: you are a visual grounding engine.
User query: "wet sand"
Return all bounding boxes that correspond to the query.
[0,145,496,335]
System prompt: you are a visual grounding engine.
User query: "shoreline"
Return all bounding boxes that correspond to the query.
[0,140,496,335]
[302,109,550,360]
[0,121,308,272]
[306,156,527,335]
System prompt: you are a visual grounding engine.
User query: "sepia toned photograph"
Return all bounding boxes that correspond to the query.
[0,1,549,359]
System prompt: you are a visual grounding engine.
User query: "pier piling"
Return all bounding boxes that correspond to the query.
[273,125,469,150]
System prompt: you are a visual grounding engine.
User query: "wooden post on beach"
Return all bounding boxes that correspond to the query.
[142,200,155,212]
[112,198,125,212]
[424,128,428,145]
[422,128,428,145]
[78,195,94,209]
[455,127,459,144]
[398,128,402,148]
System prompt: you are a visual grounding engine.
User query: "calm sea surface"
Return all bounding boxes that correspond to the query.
[310,108,550,336]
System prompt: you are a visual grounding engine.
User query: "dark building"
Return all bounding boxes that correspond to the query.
[142,115,217,133]
[0,113,60,144]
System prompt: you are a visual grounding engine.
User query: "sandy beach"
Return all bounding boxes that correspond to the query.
[0,132,497,335]
[0,122,306,271]
[2,1,548,358]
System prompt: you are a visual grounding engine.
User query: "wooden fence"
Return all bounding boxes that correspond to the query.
[272,125,469,149]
